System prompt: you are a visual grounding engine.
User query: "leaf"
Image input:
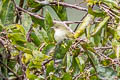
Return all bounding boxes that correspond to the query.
[96,65,117,80]
[112,40,120,59]
[44,11,54,43]
[66,53,73,72]
[31,16,45,28]
[0,22,3,32]
[91,16,110,36]
[30,31,41,46]
[22,53,33,64]
[93,33,101,46]
[7,33,26,45]
[75,56,85,72]
[101,59,111,66]
[102,0,119,9]
[86,50,99,68]
[28,50,50,69]
[80,41,95,53]
[52,5,68,21]
[46,61,55,76]
[88,6,106,17]
[26,68,38,80]
[62,73,72,80]
[54,40,72,59]
[16,45,32,54]
[74,14,94,38]
[0,0,10,24]
[27,0,41,8]
[42,43,55,54]
[5,1,15,24]
[44,11,53,30]
[15,24,26,34]
[6,24,25,34]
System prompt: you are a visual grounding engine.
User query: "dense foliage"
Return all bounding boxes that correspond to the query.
[0,0,120,80]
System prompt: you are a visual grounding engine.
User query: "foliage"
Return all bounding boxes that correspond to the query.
[0,0,120,80]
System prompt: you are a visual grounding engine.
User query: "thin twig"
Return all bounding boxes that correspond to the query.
[94,46,112,50]
[18,51,27,80]
[15,6,115,25]
[39,43,46,51]
[100,3,120,19]
[26,25,33,42]
[35,0,88,11]
[74,13,88,32]
[42,58,53,80]
[50,1,88,11]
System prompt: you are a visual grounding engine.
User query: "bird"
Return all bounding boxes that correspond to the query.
[51,23,74,43]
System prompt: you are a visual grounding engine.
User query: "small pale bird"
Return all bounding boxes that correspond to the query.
[52,23,74,43]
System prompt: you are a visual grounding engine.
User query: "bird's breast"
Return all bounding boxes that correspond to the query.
[54,30,67,42]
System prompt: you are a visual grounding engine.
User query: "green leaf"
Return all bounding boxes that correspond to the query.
[26,68,38,80]
[62,73,72,80]
[0,23,3,32]
[16,45,32,54]
[5,1,15,24]
[7,33,26,45]
[52,5,68,21]
[42,44,55,54]
[46,61,55,76]
[91,16,110,36]
[27,0,41,8]
[86,50,99,68]
[102,0,119,9]
[112,40,120,59]
[97,65,117,80]
[44,11,54,43]
[93,33,101,46]
[44,11,53,30]
[66,53,73,72]
[74,14,94,38]
[0,0,10,24]
[75,56,85,72]
[54,40,72,59]
[88,6,106,17]
[31,16,45,28]
[30,31,41,46]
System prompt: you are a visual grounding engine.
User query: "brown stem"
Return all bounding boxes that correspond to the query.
[26,25,33,42]
[15,6,115,25]
[17,51,27,80]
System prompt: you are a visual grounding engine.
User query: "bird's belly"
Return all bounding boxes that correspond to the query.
[54,30,66,42]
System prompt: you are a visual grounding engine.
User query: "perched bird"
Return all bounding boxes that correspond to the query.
[52,23,74,43]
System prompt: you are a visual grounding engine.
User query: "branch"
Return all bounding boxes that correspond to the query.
[42,58,53,80]
[50,1,88,11]
[94,46,112,50]
[26,24,33,42]
[17,51,27,80]
[74,13,88,32]
[16,6,115,25]
[15,5,83,24]
[35,0,88,12]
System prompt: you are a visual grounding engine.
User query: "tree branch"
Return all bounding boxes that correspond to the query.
[15,6,115,25]
[35,0,88,12]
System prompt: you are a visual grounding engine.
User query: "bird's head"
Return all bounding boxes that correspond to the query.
[51,23,67,31]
